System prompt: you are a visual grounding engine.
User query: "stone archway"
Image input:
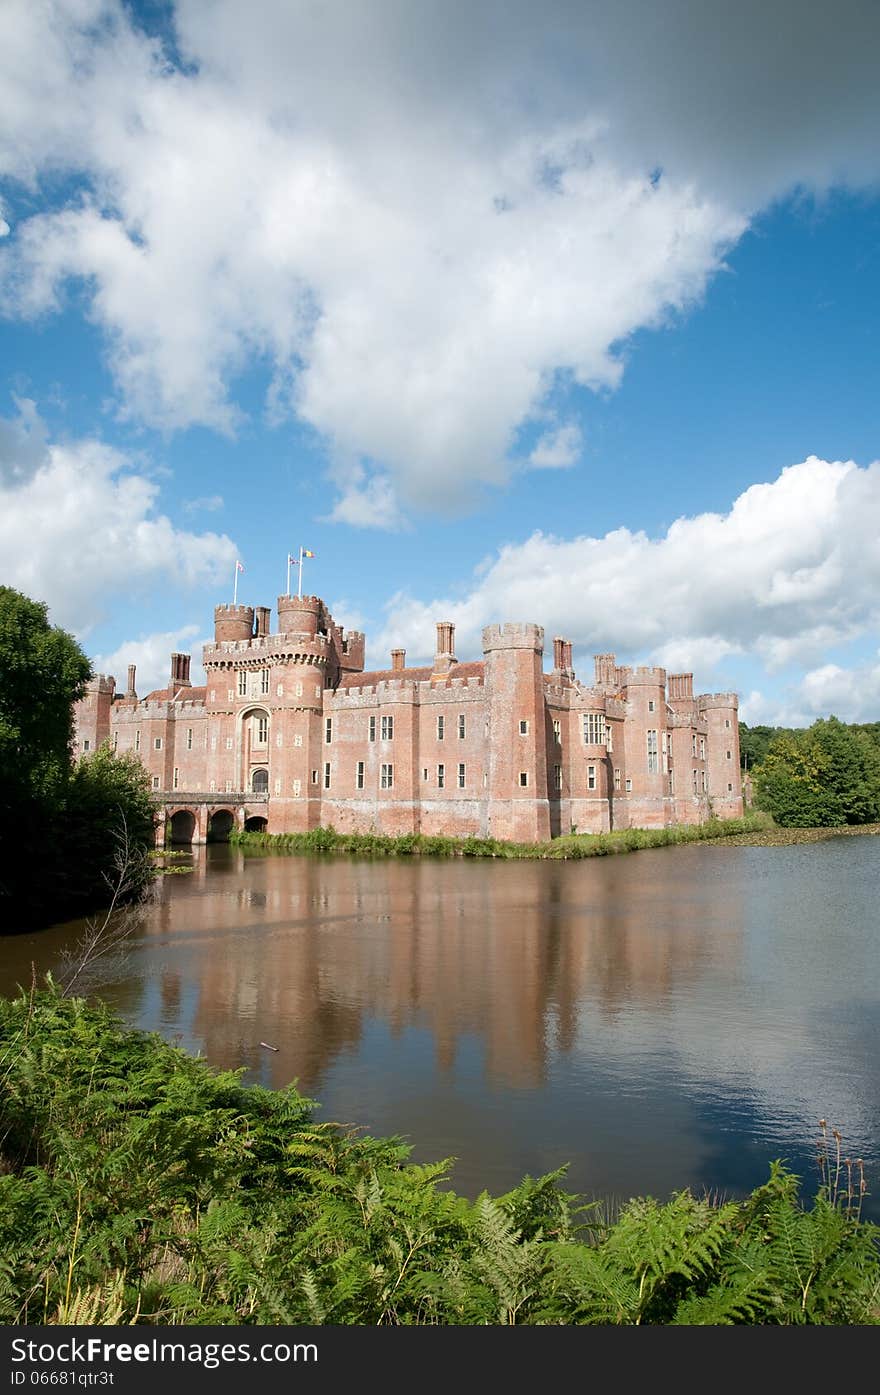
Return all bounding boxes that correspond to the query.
[208,808,235,842]
[169,809,196,844]
[244,815,268,833]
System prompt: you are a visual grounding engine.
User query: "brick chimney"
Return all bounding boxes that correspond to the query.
[391,648,405,671]
[434,621,456,675]
[170,653,191,689]
[125,664,137,700]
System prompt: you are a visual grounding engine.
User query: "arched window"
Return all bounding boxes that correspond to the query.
[252,768,269,794]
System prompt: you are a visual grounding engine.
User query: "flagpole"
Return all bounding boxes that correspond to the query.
[297,546,304,599]
[233,559,239,605]
[286,552,291,598]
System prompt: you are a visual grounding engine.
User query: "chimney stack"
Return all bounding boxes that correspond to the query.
[170,653,191,689]
[126,664,137,700]
[433,621,456,675]
[552,637,574,678]
[391,648,405,671]
[255,605,270,638]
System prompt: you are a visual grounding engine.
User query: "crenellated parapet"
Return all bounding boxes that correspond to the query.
[482,622,544,654]
[619,665,667,688]
[698,692,739,712]
[213,604,254,643]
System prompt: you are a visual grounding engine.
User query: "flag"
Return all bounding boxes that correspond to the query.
[236,560,244,572]
[302,549,315,558]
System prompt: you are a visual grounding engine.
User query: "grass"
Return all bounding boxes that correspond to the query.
[229,811,775,860]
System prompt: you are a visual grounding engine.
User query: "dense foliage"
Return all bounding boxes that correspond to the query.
[0,989,877,1325]
[0,585,156,928]
[752,717,880,828]
[232,811,772,860]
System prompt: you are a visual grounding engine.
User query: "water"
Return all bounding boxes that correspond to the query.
[3,837,879,1219]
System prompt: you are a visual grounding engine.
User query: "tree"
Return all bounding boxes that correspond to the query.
[754,718,880,828]
[0,586,92,806]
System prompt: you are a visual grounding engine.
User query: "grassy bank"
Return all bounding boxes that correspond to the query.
[230,810,774,860]
[0,987,877,1325]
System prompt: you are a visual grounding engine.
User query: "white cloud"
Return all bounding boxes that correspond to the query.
[372,457,880,685]
[3,2,877,523]
[528,423,582,470]
[0,433,238,635]
[0,396,50,484]
[92,626,208,696]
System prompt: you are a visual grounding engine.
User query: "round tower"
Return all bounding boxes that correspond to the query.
[277,594,320,638]
[214,604,254,643]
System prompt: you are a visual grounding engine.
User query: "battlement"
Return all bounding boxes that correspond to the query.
[619,665,667,688]
[277,593,322,638]
[214,604,254,643]
[84,673,117,696]
[697,692,739,712]
[482,622,544,654]
[203,632,332,665]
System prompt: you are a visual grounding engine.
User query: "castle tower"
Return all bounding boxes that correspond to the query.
[75,673,116,754]
[482,623,551,843]
[618,666,669,828]
[698,692,743,816]
[213,604,254,643]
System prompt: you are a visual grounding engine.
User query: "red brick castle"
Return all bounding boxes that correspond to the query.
[74,594,742,844]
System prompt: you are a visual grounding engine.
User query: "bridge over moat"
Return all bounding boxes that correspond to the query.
[156,792,269,845]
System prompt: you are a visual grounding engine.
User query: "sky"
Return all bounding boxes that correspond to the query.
[1,0,879,724]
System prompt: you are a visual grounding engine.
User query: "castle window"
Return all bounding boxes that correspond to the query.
[458,763,466,788]
[437,715,445,740]
[228,689,234,702]
[423,768,428,781]
[276,732,283,747]
[356,761,365,790]
[437,764,445,789]
[587,764,597,790]
[692,734,697,757]
[310,768,317,786]
[294,734,303,747]
[553,719,561,743]
[701,771,707,792]
[225,780,233,793]
[277,684,283,697]
[519,720,529,735]
[315,685,321,699]
[381,715,394,740]
[135,730,140,751]
[647,730,658,773]
[519,771,529,787]
[606,726,613,754]
[210,690,216,702]
[670,770,675,794]
[293,778,301,797]
[614,768,621,791]
[727,782,733,792]
[369,716,376,741]
[238,672,247,696]
[583,713,605,745]
[725,718,731,729]
[210,780,216,792]
[726,750,732,760]
[324,762,331,789]
[458,714,466,739]
[173,768,179,789]
[261,669,270,695]
[648,700,655,712]
[625,777,632,792]
[554,764,562,791]
[693,769,698,793]
[325,717,332,744]
[381,763,393,790]
[186,727,193,750]
[700,736,706,760]
[151,775,160,790]
[295,682,303,698]
[274,778,281,795]
[256,717,268,744]
[112,732,118,751]
[154,737,162,750]
[82,738,90,752]
[226,736,233,750]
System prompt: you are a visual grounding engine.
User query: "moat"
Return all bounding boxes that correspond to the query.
[4,836,879,1222]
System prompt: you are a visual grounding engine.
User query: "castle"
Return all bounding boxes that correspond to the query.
[73,594,742,845]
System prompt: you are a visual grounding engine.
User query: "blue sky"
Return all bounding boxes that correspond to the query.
[1,0,879,723]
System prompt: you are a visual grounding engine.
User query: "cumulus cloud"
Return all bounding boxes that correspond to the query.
[2,2,878,523]
[372,457,880,682]
[0,433,238,635]
[183,494,224,514]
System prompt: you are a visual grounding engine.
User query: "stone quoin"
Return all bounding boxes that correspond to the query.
[73,595,742,844]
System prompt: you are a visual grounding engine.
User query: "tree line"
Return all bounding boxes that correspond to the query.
[740,718,880,828]
[0,585,156,930]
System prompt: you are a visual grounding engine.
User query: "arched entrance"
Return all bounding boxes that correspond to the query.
[244,815,268,833]
[208,808,235,842]
[251,767,269,794]
[169,809,196,844]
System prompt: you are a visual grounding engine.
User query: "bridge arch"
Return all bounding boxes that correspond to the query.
[168,808,196,844]
[208,808,235,842]
[244,814,269,833]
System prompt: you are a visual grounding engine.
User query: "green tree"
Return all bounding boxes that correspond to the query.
[0,586,91,805]
[754,718,880,828]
